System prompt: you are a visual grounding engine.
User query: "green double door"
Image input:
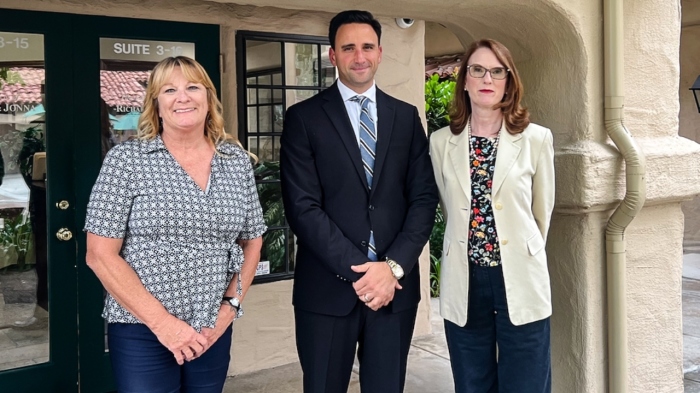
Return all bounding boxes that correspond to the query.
[0,8,220,392]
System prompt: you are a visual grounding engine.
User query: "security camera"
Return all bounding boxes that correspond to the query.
[396,18,415,29]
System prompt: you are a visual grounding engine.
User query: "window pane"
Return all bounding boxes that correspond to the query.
[247,107,258,133]
[271,136,281,161]
[247,76,256,84]
[284,43,318,86]
[321,45,336,87]
[258,88,272,104]
[258,106,271,133]
[246,41,281,74]
[247,136,259,157]
[272,73,282,85]
[257,136,274,162]
[258,75,271,85]
[285,89,319,109]
[247,88,257,105]
[273,105,284,132]
[272,89,283,104]
[262,230,286,274]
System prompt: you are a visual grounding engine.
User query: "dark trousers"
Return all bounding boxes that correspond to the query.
[295,302,418,393]
[444,265,551,393]
[108,323,233,393]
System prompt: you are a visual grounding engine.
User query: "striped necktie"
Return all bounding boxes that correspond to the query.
[351,95,378,261]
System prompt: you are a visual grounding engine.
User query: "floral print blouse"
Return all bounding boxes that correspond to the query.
[468,136,502,267]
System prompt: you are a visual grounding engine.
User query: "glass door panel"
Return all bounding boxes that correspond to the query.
[74,16,220,393]
[0,30,50,373]
[0,9,80,392]
[96,37,198,353]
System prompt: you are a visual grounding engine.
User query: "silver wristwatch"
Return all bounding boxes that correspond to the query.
[385,258,405,280]
[222,296,244,319]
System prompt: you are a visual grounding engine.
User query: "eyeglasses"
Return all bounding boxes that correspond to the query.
[466,64,510,80]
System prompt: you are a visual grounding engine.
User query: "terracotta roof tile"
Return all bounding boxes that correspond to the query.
[0,67,151,109]
[100,70,150,109]
[0,68,43,105]
[425,54,466,79]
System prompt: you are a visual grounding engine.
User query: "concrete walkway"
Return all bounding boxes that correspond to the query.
[223,297,453,393]
[226,254,700,393]
[683,253,700,392]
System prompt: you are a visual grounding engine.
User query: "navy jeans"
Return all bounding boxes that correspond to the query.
[444,265,551,393]
[108,323,232,393]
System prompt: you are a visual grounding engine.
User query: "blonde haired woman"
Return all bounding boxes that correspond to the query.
[85,56,266,393]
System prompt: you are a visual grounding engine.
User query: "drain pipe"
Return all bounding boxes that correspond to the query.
[604,0,647,392]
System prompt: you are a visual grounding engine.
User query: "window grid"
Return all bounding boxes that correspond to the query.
[237,31,331,283]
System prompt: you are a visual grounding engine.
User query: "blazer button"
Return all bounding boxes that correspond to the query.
[495,203,503,210]
[502,239,508,245]
[369,205,375,211]
[361,241,367,247]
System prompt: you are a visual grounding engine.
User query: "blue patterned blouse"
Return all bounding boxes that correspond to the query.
[84,135,266,331]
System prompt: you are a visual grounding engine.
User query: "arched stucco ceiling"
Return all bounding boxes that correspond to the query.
[206,0,588,142]
[433,2,588,139]
[682,0,700,27]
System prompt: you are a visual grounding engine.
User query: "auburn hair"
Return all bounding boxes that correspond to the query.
[449,39,530,135]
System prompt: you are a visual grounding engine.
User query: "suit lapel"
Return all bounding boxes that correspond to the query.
[448,125,472,201]
[322,83,369,190]
[492,121,522,196]
[370,89,394,196]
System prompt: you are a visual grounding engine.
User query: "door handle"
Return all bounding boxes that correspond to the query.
[56,228,73,241]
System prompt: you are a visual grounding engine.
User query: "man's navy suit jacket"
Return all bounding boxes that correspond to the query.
[280,82,439,317]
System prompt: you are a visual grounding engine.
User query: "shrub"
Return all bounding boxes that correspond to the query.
[425,72,456,296]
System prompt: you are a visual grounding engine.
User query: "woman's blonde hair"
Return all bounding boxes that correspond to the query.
[138,56,234,146]
[450,39,530,135]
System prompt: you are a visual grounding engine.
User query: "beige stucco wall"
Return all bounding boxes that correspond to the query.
[425,22,464,57]
[2,0,431,377]
[680,0,700,251]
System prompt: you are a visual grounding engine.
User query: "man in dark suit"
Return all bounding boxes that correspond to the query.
[280,10,439,393]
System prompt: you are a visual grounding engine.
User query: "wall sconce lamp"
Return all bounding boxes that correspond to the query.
[691,75,700,113]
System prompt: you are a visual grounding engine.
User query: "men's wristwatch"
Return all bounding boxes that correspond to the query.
[385,258,405,280]
[222,296,244,319]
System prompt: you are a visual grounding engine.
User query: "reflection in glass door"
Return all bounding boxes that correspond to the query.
[0,31,50,372]
[96,37,197,352]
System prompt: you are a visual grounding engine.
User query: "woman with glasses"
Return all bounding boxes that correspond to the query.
[429,39,555,392]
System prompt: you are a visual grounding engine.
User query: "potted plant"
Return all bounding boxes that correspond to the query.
[0,214,33,271]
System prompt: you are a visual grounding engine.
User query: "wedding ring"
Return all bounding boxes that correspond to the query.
[363,294,369,302]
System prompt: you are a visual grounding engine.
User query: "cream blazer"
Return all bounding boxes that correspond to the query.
[429,120,555,326]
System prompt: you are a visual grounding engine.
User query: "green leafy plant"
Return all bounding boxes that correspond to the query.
[425,73,456,296]
[429,206,445,261]
[0,67,25,89]
[429,207,445,297]
[425,73,456,135]
[0,214,33,271]
[254,161,286,273]
[430,254,441,298]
